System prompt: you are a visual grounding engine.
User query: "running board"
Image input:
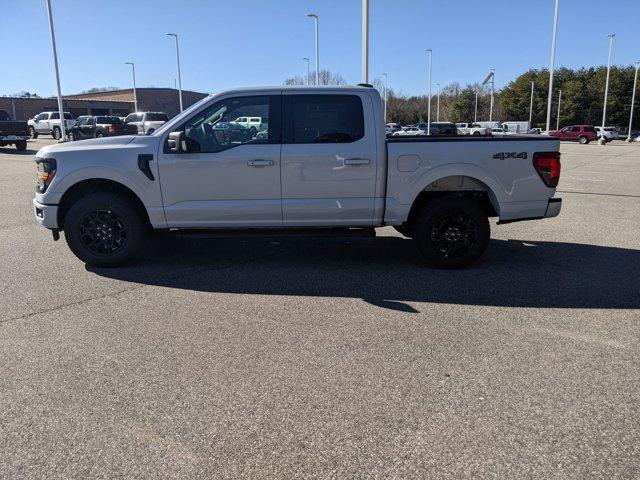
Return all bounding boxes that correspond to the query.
[167,227,377,239]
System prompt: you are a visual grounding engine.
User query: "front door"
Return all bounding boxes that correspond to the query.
[280,92,378,226]
[157,94,283,228]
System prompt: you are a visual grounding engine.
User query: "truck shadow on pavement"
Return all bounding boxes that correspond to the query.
[0,146,39,155]
[89,235,640,312]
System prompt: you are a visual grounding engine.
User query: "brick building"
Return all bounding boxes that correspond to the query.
[0,87,208,121]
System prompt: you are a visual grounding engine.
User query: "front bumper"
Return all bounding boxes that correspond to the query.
[33,199,59,229]
[544,197,562,218]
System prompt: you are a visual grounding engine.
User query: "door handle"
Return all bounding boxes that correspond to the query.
[344,158,370,165]
[247,159,274,167]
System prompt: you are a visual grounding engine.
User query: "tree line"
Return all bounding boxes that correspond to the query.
[377,66,638,128]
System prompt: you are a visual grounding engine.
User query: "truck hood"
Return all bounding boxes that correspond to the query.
[35,135,150,157]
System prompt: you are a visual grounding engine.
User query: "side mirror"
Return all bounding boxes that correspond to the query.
[167,131,185,153]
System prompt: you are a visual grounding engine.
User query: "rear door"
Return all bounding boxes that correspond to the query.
[280,92,377,226]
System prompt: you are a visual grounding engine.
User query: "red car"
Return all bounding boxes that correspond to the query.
[548,125,598,144]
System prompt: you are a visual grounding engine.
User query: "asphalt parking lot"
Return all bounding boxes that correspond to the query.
[1,137,639,479]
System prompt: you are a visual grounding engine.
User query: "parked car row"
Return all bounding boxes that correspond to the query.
[387,122,459,136]
[25,111,170,140]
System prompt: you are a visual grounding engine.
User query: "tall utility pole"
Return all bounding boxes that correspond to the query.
[474,89,479,123]
[627,61,639,143]
[125,62,138,112]
[436,83,441,122]
[307,14,319,85]
[361,0,369,84]
[529,81,535,126]
[166,33,183,112]
[382,73,388,122]
[556,89,562,130]
[303,57,310,85]
[426,49,432,135]
[600,33,615,144]
[489,69,495,124]
[45,0,66,141]
[545,0,560,133]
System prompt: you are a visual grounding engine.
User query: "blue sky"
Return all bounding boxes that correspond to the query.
[2,0,639,98]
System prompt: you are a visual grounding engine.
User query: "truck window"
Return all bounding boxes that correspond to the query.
[288,95,364,144]
[50,112,59,120]
[182,96,274,153]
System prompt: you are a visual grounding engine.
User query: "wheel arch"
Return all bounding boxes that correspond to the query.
[57,178,151,230]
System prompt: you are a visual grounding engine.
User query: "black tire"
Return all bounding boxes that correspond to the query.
[412,196,490,269]
[15,141,27,151]
[63,192,147,267]
[68,132,75,141]
[29,126,38,139]
[578,136,589,145]
[52,127,61,140]
[472,131,481,136]
[146,129,154,135]
[96,132,104,138]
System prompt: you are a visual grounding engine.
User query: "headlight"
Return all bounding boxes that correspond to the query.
[35,157,57,193]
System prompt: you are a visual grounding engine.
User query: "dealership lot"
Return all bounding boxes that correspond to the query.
[1,139,639,478]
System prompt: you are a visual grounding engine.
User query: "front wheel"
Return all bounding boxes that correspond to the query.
[52,127,61,140]
[96,132,104,138]
[15,140,27,151]
[68,132,76,141]
[29,127,38,139]
[63,192,147,267]
[578,136,589,144]
[412,197,490,269]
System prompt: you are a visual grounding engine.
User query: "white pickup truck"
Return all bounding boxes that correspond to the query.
[33,85,562,268]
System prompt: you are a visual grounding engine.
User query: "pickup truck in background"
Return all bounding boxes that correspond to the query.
[28,111,75,140]
[123,112,169,135]
[0,109,29,151]
[66,116,139,141]
[32,85,562,268]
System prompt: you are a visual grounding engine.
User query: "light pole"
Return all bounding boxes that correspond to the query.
[489,69,495,124]
[361,0,369,84]
[556,89,562,130]
[426,49,432,135]
[125,62,138,112]
[166,33,183,112]
[545,0,560,133]
[436,83,441,121]
[303,57,310,85]
[627,61,639,143]
[600,33,615,145]
[529,80,535,127]
[382,73,388,122]
[474,89,479,123]
[307,14,319,85]
[45,0,66,141]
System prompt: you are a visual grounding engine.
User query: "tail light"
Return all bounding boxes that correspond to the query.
[36,157,57,193]
[108,125,116,135]
[533,151,561,187]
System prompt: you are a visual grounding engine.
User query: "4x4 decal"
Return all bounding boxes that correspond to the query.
[493,152,528,160]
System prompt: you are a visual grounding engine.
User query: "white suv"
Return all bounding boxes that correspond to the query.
[28,112,75,140]
[232,116,267,135]
[123,112,169,135]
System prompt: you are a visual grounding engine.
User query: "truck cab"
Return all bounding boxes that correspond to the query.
[33,86,561,268]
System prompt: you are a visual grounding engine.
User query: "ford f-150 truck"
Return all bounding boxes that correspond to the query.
[32,85,562,268]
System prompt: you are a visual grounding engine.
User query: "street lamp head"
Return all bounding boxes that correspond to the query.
[426,48,432,53]
[306,13,317,19]
[166,33,177,37]
[303,57,309,61]
[608,33,615,38]
[125,62,133,66]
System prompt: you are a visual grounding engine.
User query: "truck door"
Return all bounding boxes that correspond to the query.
[157,94,283,228]
[280,92,377,226]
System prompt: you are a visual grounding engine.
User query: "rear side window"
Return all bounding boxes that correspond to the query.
[146,113,168,121]
[50,112,59,120]
[585,127,596,133]
[287,94,364,144]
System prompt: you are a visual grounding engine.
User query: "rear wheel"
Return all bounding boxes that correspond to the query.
[29,127,38,139]
[412,197,490,268]
[68,132,76,141]
[63,192,147,267]
[146,128,155,135]
[52,127,61,140]
[578,136,589,144]
[15,141,27,151]
[96,132,104,138]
